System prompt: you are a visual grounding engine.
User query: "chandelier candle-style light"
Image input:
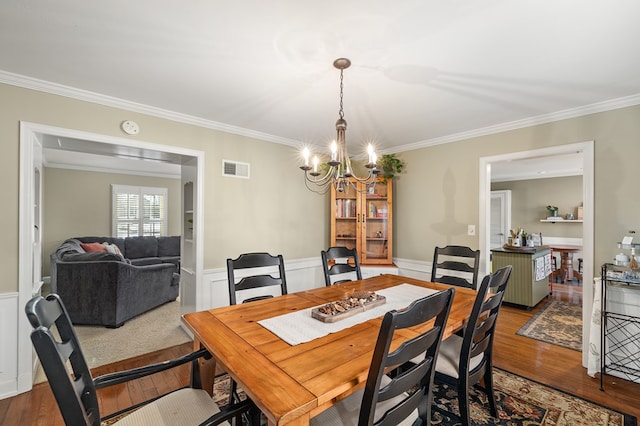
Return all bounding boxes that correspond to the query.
[300,58,379,194]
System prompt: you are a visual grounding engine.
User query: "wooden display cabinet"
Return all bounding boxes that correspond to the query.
[330,177,393,265]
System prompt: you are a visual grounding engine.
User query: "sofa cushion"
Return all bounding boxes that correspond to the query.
[81,242,107,253]
[130,257,163,266]
[62,252,123,262]
[160,256,181,267]
[158,236,180,257]
[125,236,158,259]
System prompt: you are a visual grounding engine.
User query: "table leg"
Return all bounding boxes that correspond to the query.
[562,252,574,282]
[193,338,216,396]
[268,413,310,426]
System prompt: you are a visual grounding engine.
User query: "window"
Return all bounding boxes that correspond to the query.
[112,185,168,237]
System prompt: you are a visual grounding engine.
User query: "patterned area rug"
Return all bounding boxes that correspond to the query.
[102,370,635,425]
[213,371,635,426]
[516,300,582,351]
[432,368,636,426]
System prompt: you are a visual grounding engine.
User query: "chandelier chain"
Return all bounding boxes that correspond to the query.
[339,69,344,120]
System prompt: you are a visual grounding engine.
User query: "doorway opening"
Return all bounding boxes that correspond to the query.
[479,141,594,366]
[18,121,204,394]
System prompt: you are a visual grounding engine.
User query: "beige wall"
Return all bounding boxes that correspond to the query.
[42,167,182,275]
[1,83,327,293]
[492,176,583,239]
[394,105,640,278]
[3,81,640,294]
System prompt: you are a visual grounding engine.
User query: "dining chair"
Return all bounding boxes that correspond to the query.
[433,264,512,426]
[25,293,257,426]
[321,246,363,286]
[431,245,481,289]
[227,252,288,305]
[226,251,287,410]
[310,287,455,426]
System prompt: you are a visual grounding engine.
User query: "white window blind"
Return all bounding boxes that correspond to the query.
[112,185,168,237]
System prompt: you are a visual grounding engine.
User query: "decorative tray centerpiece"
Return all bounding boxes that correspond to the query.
[311,291,386,323]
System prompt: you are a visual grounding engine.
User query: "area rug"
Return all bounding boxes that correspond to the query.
[101,370,635,426]
[35,300,190,383]
[431,368,636,426]
[516,300,582,351]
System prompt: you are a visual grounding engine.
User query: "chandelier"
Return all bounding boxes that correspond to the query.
[300,58,379,194]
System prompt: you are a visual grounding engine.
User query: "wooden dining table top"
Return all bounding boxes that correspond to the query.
[182,273,478,426]
[549,244,582,252]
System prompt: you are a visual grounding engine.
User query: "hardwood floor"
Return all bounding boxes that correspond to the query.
[3,281,639,425]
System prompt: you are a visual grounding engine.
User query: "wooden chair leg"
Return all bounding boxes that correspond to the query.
[230,380,240,405]
[458,379,472,426]
[484,367,498,418]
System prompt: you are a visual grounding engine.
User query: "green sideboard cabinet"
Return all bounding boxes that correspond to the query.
[491,246,551,308]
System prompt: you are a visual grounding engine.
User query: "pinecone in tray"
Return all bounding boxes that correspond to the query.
[316,291,382,316]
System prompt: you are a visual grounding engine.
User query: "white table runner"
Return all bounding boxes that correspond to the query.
[258,283,439,346]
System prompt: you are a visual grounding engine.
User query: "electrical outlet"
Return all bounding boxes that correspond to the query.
[467,225,476,236]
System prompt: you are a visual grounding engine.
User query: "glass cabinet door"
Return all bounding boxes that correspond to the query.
[330,178,393,265]
[361,182,391,263]
[331,187,358,251]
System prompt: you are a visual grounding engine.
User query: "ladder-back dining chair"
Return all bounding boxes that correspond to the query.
[431,245,481,289]
[310,288,455,426]
[321,246,363,286]
[226,252,287,409]
[433,264,512,426]
[227,252,288,305]
[25,293,257,426]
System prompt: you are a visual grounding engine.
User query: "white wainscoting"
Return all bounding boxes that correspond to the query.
[197,257,431,313]
[394,258,432,281]
[0,293,19,399]
[199,257,325,312]
[361,265,399,278]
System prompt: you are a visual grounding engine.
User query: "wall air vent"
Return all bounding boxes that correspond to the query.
[222,160,250,179]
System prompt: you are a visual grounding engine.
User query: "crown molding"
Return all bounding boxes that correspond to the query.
[3,70,640,154]
[0,70,300,148]
[391,93,640,153]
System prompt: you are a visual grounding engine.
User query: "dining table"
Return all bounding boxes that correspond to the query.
[182,273,478,426]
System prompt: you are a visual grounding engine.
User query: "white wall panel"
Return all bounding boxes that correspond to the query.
[0,293,19,399]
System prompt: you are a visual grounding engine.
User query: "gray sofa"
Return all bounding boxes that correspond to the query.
[50,236,181,327]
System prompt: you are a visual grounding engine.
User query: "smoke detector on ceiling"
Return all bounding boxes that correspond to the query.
[120,120,139,135]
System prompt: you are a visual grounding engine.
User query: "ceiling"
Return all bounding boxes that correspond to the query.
[2,1,637,177]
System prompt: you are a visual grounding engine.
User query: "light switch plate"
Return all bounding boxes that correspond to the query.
[467,225,476,236]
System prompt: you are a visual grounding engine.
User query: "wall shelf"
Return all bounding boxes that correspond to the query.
[539,219,583,223]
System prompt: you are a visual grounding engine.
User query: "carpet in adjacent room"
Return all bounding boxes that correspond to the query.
[35,300,190,383]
